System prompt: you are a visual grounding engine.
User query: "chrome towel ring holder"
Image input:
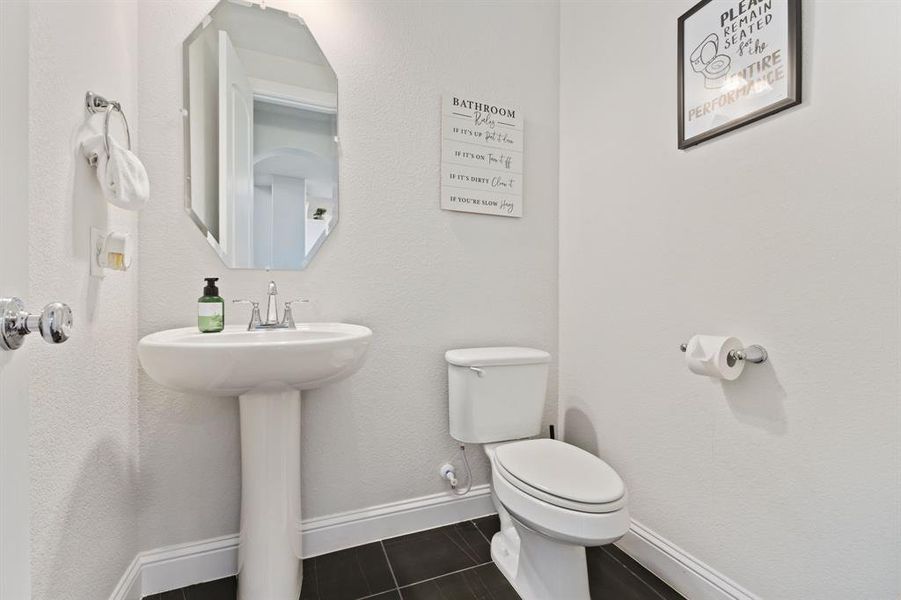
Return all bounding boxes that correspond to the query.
[84,91,132,167]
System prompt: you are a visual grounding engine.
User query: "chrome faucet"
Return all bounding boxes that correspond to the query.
[233,281,308,331]
[264,281,280,326]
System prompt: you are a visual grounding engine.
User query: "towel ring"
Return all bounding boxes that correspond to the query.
[85,91,132,166]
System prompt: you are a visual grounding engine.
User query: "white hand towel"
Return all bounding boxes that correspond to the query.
[81,133,149,211]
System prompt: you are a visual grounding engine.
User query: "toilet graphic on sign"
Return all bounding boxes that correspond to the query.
[689,33,732,89]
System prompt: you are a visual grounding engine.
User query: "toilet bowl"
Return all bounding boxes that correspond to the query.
[445,347,630,600]
[485,440,629,600]
[689,33,732,89]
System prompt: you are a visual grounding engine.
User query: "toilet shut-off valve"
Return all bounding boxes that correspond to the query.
[440,445,473,496]
[440,463,458,488]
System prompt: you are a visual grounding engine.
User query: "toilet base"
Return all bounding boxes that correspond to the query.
[491,501,591,600]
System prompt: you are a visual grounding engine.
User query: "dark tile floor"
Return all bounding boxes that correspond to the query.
[145,515,683,600]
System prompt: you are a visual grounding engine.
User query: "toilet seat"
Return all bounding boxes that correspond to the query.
[494,439,626,514]
[488,445,630,547]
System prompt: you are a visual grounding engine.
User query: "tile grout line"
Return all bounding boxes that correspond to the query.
[471,518,493,545]
[378,539,403,600]
[397,559,495,590]
[353,548,378,597]
[442,525,483,565]
[306,554,319,600]
[356,589,397,600]
[600,545,681,600]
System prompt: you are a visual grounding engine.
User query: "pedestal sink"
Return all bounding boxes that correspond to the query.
[138,323,372,600]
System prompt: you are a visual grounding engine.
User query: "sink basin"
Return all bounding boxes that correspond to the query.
[138,322,372,600]
[138,323,372,396]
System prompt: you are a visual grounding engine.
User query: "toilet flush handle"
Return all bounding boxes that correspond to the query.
[469,367,485,377]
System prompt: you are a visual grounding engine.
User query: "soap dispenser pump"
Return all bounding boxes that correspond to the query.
[198,277,224,333]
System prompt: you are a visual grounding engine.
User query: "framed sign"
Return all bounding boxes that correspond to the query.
[678,0,801,149]
[441,95,523,217]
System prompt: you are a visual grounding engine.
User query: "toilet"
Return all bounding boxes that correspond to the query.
[446,347,630,600]
[689,33,732,89]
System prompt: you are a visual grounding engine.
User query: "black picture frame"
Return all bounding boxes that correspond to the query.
[677,0,801,149]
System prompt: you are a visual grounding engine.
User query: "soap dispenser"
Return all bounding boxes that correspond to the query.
[198,277,224,333]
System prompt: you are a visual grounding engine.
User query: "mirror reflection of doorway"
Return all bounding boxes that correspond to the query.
[183,1,338,270]
[252,100,337,270]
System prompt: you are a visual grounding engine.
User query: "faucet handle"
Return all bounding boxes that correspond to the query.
[232,299,259,307]
[281,299,309,328]
[232,299,261,330]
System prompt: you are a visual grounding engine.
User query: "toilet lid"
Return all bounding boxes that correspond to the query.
[494,439,625,506]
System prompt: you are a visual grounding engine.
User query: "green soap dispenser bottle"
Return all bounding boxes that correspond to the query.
[198,277,224,333]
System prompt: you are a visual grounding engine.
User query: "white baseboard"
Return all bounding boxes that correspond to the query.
[109,534,239,600]
[140,534,240,596]
[111,495,759,600]
[109,554,142,600]
[109,485,494,599]
[616,519,760,600]
[301,483,494,557]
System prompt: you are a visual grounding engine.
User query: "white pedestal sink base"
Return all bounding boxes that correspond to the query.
[237,388,303,600]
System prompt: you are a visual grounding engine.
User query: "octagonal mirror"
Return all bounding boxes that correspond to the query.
[183,0,338,270]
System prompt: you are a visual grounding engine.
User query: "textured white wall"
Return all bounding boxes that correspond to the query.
[559,1,900,598]
[137,0,559,550]
[27,1,141,599]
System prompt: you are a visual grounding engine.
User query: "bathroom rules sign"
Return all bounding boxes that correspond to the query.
[677,0,801,148]
[441,95,523,217]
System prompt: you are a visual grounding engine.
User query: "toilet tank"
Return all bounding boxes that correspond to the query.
[446,347,551,443]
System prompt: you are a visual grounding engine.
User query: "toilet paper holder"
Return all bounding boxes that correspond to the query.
[679,342,768,366]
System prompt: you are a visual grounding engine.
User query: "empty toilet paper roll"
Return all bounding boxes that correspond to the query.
[684,335,745,381]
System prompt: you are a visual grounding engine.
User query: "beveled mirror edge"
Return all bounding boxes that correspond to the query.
[181,12,209,239]
[182,10,234,269]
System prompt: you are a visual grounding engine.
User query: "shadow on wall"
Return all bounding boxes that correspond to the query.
[70,116,110,323]
[562,359,788,453]
[562,404,599,456]
[721,360,788,435]
[135,369,241,550]
[40,437,138,600]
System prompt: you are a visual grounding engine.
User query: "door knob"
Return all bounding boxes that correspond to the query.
[0,297,73,351]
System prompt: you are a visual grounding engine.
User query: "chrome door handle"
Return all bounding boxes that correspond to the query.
[0,297,73,351]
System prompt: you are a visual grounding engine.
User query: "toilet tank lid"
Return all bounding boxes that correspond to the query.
[445,347,551,367]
